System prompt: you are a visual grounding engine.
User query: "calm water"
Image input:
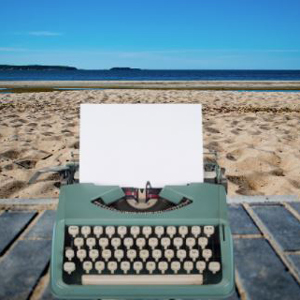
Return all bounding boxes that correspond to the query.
[0,69,300,81]
[237,90,300,92]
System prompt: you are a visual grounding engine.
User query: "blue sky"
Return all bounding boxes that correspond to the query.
[1,0,300,69]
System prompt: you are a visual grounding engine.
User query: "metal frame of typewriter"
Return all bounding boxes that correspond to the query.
[40,153,233,299]
[51,184,234,299]
[29,157,228,192]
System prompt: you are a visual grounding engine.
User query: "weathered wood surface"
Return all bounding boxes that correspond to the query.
[0,200,299,299]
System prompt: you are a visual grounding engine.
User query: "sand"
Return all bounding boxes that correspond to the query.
[0,88,300,199]
[1,80,300,90]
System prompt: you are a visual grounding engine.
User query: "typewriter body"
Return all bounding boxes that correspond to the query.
[50,170,234,299]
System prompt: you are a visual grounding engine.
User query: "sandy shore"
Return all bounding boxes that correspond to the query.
[1,80,300,90]
[0,88,300,199]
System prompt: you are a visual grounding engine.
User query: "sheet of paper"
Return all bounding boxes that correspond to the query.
[80,104,203,187]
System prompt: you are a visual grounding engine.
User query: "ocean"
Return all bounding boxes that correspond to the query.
[0,69,300,81]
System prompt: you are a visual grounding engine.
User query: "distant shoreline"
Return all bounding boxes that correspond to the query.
[1,80,300,93]
[0,65,77,71]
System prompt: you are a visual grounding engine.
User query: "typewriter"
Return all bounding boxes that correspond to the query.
[50,160,234,299]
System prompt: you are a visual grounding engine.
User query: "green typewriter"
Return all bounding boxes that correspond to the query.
[50,161,234,299]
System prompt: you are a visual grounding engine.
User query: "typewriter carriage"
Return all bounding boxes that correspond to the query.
[28,151,228,194]
[28,153,228,214]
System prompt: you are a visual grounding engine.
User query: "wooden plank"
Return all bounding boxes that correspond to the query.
[290,202,300,215]
[0,198,57,211]
[0,239,51,300]
[252,205,300,251]
[25,210,56,240]
[0,211,36,255]
[229,205,260,235]
[287,254,300,277]
[234,238,300,299]
[228,195,299,204]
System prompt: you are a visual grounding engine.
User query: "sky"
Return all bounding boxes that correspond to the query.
[1,0,300,69]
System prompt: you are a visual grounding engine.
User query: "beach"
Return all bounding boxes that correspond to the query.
[0,85,300,199]
[1,80,300,90]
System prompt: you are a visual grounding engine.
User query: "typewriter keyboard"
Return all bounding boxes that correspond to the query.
[63,225,222,285]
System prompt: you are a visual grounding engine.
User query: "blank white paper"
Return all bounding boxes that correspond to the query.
[80,104,203,188]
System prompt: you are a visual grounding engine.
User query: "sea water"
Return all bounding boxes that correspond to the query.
[0,69,300,81]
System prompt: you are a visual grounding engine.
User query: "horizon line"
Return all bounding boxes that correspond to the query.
[1,64,300,71]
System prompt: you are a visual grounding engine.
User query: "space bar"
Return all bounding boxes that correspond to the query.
[82,274,203,285]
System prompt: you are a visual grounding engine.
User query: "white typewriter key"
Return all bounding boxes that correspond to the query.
[140,249,149,262]
[89,249,99,261]
[177,249,187,262]
[179,226,188,238]
[155,226,164,238]
[158,261,168,274]
[77,249,87,262]
[152,249,162,262]
[202,249,212,262]
[209,261,221,274]
[196,261,206,273]
[133,261,143,274]
[161,237,171,249]
[102,249,112,261]
[130,226,140,238]
[136,237,146,250]
[74,237,84,249]
[115,249,124,262]
[174,237,183,249]
[65,249,74,261]
[68,226,79,237]
[64,262,75,274]
[86,237,96,249]
[142,226,152,238]
[146,261,156,274]
[165,249,174,261]
[93,226,103,238]
[189,249,199,262]
[108,261,117,274]
[191,226,201,237]
[111,237,121,249]
[95,261,105,273]
[166,226,176,238]
[198,237,208,249]
[204,226,215,237]
[99,238,109,249]
[171,261,181,274]
[186,237,196,249]
[124,237,133,249]
[184,261,194,274]
[149,237,158,249]
[121,261,130,274]
[81,226,91,238]
[127,249,137,262]
[105,226,115,238]
[83,261,93,273]
[117,226,127,238]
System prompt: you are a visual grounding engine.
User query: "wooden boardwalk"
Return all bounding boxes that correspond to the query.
[0,199,300,300]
